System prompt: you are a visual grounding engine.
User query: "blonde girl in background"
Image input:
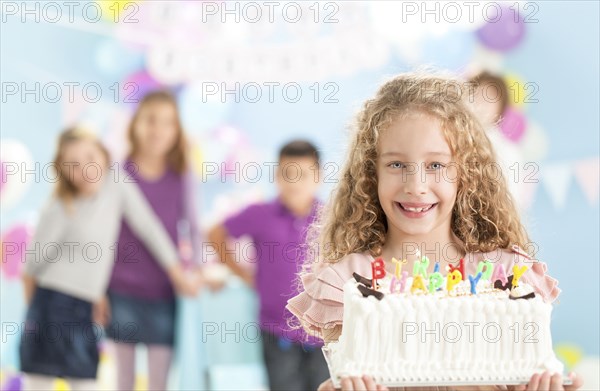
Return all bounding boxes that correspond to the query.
[20,128,199,391]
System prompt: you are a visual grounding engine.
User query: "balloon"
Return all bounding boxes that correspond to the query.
[95,40,144,78]
[54,378,69,391]
[134,375,148,391]
[554,343,583,370]
[96,0,138,23]
[476,5,526,52]
[504,74,528,107]
[178,84,231,133]
[499,106,527,143]
[190,143,206,179]
[121,70,163,109]
[1,374,22,391]
[1,224,32,279]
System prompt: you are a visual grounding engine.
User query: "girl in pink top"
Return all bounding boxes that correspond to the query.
[287,72,582,391]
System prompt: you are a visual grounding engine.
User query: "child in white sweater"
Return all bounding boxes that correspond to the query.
[20,127,201,390]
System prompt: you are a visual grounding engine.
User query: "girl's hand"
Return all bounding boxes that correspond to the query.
[317,378,336,391]
[93,296,111,327]
[168,264,202,297]
[324,376,388,391]
[22,274,36,305]
[514,371,583,391]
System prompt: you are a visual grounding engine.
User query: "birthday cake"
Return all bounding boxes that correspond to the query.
[324,258,565,387]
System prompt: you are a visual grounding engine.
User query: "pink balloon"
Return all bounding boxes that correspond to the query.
[1,224,32,279]
[499,107,527,143]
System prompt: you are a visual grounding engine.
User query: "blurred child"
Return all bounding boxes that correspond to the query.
[105,91,202,391]
[208,140,329,391]
[20,127,199,391]
[469,71,523,206]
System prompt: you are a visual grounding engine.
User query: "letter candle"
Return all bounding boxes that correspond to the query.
[448,258,465,280]
[512,265,528,288]
[469,272,483,294]
[491,263,508,285]
[447,269,462,293]
[476,260,494,280]
[371,258,387,290]
[392,257,408,279]
[413,255,429,279]
[411,275,427,294]
[429,272,444,293]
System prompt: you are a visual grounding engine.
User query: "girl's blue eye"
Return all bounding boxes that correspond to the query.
[389,162,404,169]
[429,162,445,170]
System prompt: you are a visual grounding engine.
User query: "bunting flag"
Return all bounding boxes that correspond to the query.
[522,156,600,210]
[573,157,600,205]
[541,162,573,210]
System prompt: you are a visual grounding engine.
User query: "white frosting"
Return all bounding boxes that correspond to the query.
[326,276,564,385]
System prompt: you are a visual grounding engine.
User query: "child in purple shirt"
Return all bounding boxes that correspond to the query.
[104,91,202,391]
[208,140,329,391]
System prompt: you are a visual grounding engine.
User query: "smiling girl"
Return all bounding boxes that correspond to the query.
[287,72,582,391]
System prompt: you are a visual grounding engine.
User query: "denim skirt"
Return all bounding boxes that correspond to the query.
[105,291,176,346]
[20,287,100,379]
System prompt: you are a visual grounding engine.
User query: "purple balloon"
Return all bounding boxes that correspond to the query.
[121,70,183,110]
[499,107,527,143]
[2,375,22,391]
[122,70,163,108]
[476,5,526,52]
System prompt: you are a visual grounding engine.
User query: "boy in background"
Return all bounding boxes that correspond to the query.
[208,140,328,391]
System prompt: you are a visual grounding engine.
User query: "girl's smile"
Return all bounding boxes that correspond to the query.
[394,201,439,218]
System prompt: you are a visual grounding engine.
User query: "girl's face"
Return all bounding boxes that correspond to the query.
[61,139,108,195]
[377,112,458,238]
[133,101,179,159]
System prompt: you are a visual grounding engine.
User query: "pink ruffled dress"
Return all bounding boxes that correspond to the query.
[287,244,561,337]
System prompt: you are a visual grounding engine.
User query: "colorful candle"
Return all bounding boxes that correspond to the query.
[392,257,408,279]
[468,272,482,295]
[476,260,494,280]
[371,258,387,290]
[448,258,465,280]
[428,272,444,293]
[390,271,409,293]
[447,269,462,293]
[512,265,528,288]
[491,263,508,285]
[413,255,429,279]
[411,275,427,294]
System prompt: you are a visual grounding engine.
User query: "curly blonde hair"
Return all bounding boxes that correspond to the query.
[306,71,531,272]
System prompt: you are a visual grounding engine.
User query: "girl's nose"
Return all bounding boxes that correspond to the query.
[403,163,428,195]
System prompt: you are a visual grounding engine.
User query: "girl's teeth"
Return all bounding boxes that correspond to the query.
[403,204,433,212]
